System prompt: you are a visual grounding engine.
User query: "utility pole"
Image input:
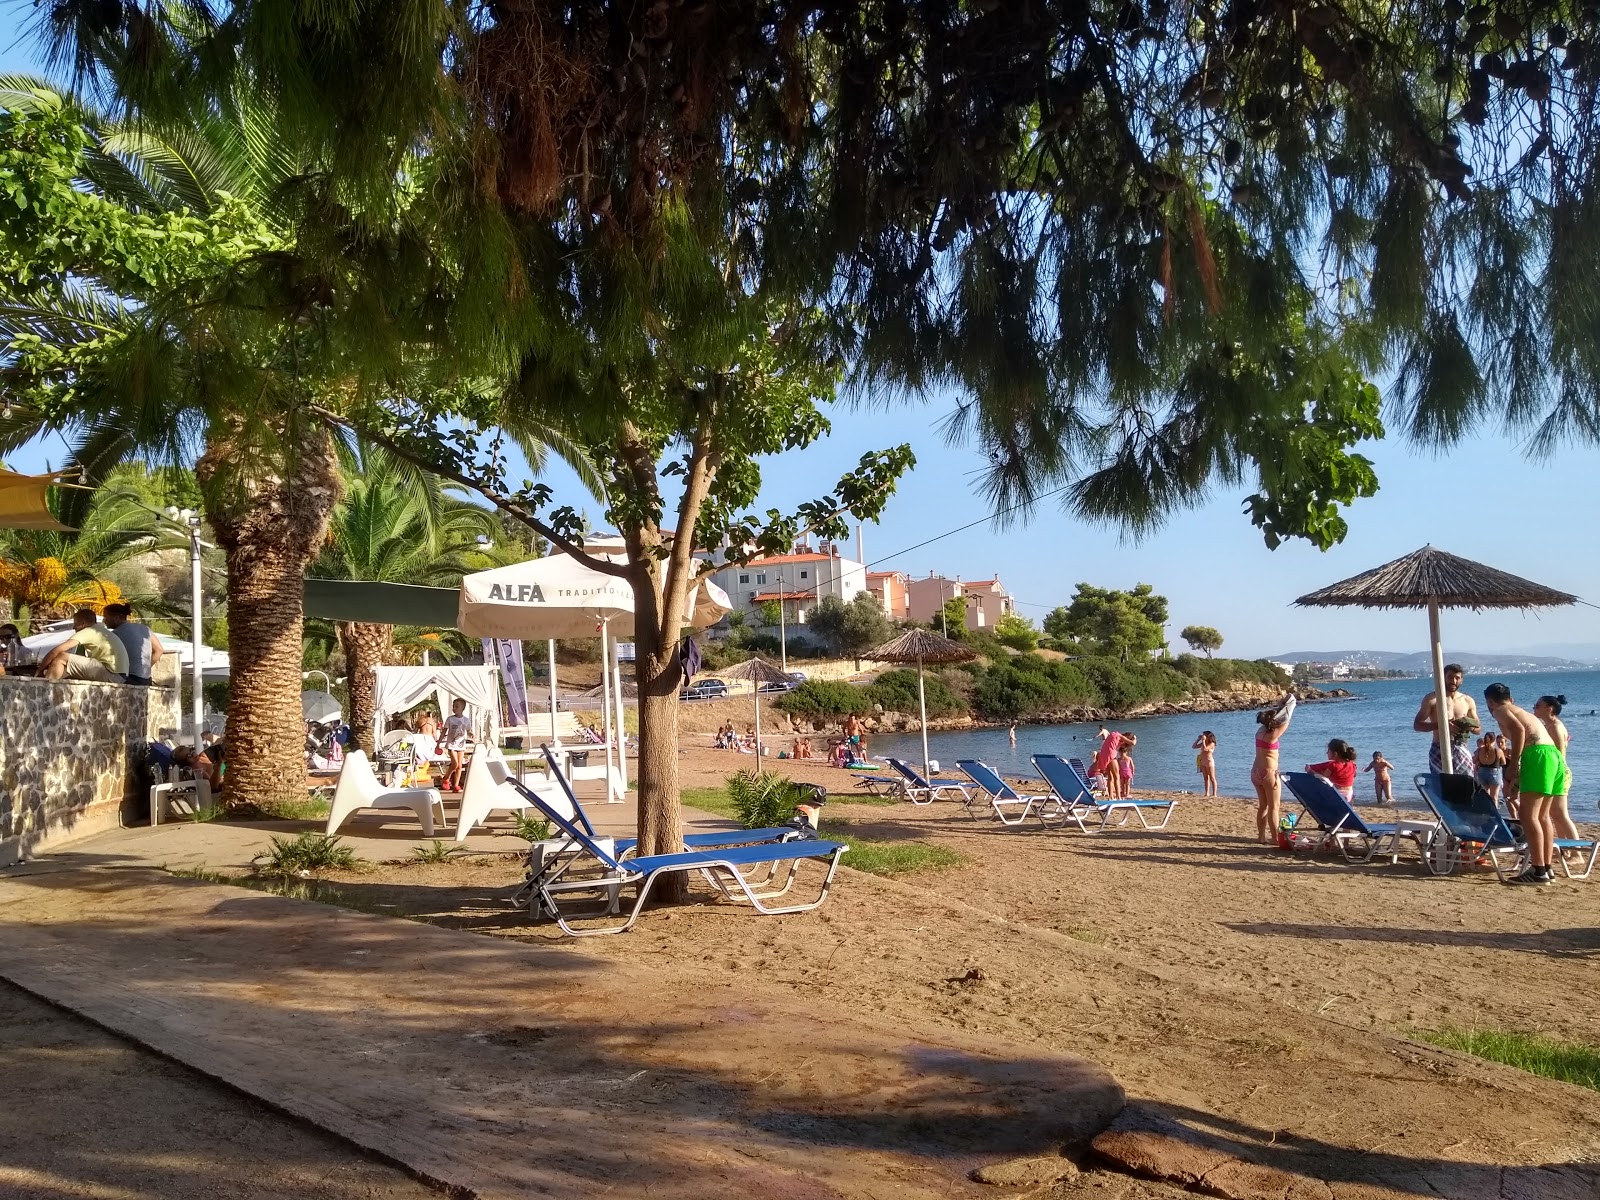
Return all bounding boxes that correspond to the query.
[777,569,788,672]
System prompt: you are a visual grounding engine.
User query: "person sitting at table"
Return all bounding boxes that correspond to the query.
[0,622,25,673]
[38,609,128,683]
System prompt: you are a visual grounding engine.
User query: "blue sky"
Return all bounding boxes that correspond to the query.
[5,26,1595,660]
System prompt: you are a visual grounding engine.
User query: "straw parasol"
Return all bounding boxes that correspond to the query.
[716,655,793,756]
[865,628,979,779]
[1294,546,1577,773]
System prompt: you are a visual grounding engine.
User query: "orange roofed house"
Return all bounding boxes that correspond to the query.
[904,573,1014,632]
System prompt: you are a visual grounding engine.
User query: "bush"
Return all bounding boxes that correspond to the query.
[775,679,871,718]
[864,669,966,717]
[726,770,808,829]
[253,832,356,876]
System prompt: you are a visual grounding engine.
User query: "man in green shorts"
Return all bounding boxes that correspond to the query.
[1483,682,1560,885]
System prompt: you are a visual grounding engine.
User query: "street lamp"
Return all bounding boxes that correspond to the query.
[165,506,206,751]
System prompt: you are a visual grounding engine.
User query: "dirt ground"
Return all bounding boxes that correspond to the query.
[180,739,1600,1196]
[0,981,439,1199]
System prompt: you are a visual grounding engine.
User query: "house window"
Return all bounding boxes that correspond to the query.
[756,573,767,585]
[738,573,749,584]
[799,570,808,579]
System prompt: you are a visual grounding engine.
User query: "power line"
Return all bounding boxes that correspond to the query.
[864,482,1073,571]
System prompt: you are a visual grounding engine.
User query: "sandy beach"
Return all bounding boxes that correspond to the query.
[151,735,1596,1195]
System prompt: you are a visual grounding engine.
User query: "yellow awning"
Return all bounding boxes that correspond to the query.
[0,471,73,531]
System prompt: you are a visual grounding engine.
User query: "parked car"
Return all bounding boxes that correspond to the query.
[757,680,792,694]
[679,678,729,701]
[786,671,807,684]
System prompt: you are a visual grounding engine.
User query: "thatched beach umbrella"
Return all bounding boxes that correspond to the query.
[1295,546,1576,773]
[865,628,979,779]
[717,655,793,755]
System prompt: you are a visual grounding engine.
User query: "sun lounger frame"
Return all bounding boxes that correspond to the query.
[884,757,975,807]
[1030,755,1177,831]
[1279,772,1423,864]
[1411,772,1526,879]
[955,759,1049,825]
[506,746,847,935]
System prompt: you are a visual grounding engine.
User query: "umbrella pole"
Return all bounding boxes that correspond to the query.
[1428,600,1455,774]
[547,639,559,747]
[599,619,618,802]
[753,678,761,760]
[918,653,930,779]
[613,638,628,793]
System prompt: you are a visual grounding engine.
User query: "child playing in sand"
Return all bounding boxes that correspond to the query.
[1363,751,1394,804]
[1192,731,1217,797]
[1307,739,1359,802]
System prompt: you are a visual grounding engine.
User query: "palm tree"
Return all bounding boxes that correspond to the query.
[310,448,503,749]
[1,74,345,808]
[0,477,174,629]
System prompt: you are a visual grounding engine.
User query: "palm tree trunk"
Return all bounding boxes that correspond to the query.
[199,418,341,811]
[338,621,392,753]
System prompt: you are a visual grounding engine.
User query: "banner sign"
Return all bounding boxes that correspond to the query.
[481,638,530,725]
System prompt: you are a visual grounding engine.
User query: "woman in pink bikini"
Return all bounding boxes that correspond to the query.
[1250,692,1297,845]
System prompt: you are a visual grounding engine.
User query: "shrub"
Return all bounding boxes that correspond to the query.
[505,813,554,843]
[864,669,966,717]
[253,832,357,876]
[410,839,469,864]
[726,770,807,829]
[775,679,871,717]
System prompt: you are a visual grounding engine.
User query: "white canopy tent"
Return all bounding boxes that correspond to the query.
[371,664,501,749]
[457,553,732,800]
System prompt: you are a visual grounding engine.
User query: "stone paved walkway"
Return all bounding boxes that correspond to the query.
[0,867,1122,1200]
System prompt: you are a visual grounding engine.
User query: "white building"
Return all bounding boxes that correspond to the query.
[706,542,868,638]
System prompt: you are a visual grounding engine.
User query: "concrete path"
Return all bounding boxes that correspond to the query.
[0,867,1122,1199]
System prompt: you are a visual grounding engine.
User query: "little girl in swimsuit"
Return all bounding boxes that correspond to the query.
[1307,738,1359,802]
[1251,692,1297,845]
[1192,731,1217,797]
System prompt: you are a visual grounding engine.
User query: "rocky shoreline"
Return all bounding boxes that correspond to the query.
[772,681,1346,737]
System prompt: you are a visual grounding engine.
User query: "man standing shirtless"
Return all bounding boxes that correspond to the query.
[1484,682,1561,885]
[1413,663,1480,774]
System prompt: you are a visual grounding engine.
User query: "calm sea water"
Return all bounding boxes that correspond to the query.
[868,670,1600,818]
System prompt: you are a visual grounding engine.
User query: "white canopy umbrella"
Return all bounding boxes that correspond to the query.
[458,553,732,798]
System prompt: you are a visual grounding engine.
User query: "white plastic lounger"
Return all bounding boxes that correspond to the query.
[955,759,1048,825]
[1030,755,1177,831]
[325,749,445,838]
[507,754,847,936]
[885,758,975,807]
[454,747,574,842]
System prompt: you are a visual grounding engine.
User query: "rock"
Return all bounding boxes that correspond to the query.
[1090,1103,1333,1198]
[970,1154,1080,1188]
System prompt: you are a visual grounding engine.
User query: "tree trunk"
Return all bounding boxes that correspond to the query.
[627,559,688,902]
[199,419,341,812]
[338,621,392,753]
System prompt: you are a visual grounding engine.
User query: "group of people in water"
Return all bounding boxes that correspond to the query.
[1242,664,1578,884]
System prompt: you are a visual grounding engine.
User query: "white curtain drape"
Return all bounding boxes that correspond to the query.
[371,665,501,747]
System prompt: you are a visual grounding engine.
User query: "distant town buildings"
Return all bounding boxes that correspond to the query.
[905,572,1016,632]
[702,534,1015,645]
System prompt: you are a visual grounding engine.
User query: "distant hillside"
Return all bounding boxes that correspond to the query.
[1272,649,1595,673]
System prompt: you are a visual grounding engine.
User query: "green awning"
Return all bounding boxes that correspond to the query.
[303,578,461,628]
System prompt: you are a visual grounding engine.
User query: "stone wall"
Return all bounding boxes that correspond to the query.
[0,675,181,865]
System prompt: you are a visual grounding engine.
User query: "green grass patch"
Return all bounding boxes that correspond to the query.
[819,819,966,877]
[1415,1027,1600,1093]
[680,787,737,818]
[258,793,333,821]
[166,864,233,884]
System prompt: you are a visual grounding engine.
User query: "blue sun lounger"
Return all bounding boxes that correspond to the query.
[503,748,849,935]
[1279,772,1424,864]
[534,745,800,859]
[1410,772,1598,880]
[1031,754,1177,831]
[955,760,1045,825]
[885,758,975,807]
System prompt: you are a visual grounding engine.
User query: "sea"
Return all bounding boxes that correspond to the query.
[866,670,1600,819]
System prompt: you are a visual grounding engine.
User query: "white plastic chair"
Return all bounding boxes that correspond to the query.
[454,748,574,842]
[325,749,445,838]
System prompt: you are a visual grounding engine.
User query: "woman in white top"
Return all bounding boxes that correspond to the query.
[441,698,474,791]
